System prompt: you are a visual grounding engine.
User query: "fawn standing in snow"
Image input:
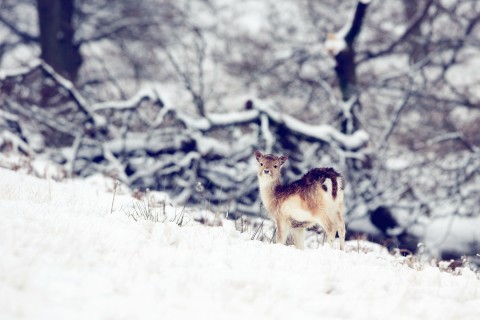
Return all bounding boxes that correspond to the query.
[254,150,346,250]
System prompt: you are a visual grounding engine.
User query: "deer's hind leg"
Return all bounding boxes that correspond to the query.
[325,224,336,247]
[315,217,336,248]
[336,202,346,250]
[313,209,336,248]
[291,227,305,250]
[336,214,346,250]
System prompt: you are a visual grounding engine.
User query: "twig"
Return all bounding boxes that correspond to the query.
[176,191,192,227]
[251,220,265,240]
[110,180,119,214]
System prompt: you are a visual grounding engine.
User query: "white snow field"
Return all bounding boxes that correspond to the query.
[0,167,479,320]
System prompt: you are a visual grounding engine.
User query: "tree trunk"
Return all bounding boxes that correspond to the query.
[36,0,81,82]
[328,1,369,134]
[335,48,357,103]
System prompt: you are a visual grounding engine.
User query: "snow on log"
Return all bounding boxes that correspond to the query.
[1,65,371,217]
[207,110,260,126]
[257,105,369,150]
[38,62,107,128]
[92,87,163,111]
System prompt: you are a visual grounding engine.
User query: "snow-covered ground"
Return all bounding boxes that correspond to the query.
[0,167,479,320]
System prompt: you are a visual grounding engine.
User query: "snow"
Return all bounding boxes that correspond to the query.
[283,113,370,150]
[0,168,479,320]
[385,157,410,171]
[0,59,41,80]
[207,110,259,126]
[215,1,270,34]
[254,104,369,150]
[423,215,480,258]
[91,87,160,112]
[325,33,347,55]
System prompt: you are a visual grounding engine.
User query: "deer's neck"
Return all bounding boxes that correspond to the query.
[258,177,281,214]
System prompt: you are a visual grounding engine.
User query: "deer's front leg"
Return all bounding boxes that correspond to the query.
[276,218,289,245]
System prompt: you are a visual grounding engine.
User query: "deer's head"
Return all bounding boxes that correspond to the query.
[254,150,288,182]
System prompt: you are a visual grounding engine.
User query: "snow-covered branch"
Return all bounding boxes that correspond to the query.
[38,62,106,128]
[1,61,370,218]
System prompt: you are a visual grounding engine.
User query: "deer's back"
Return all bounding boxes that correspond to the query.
[275,167,344,203]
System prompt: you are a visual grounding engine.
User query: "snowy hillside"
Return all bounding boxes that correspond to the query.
[2,0,479,262]
[0,168,479,320]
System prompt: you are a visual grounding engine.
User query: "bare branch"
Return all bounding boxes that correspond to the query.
[359,0,434,62]
[0,13,38,43]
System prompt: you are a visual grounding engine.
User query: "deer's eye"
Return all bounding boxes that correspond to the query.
[274,165,278,168]
[260,163,264,166]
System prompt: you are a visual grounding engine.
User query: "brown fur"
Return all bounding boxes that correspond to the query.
[275,167,344,205]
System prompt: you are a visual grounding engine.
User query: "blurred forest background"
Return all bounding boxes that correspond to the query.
[0,0,479,260]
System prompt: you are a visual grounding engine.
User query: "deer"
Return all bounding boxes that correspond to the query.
[254,150,346,250]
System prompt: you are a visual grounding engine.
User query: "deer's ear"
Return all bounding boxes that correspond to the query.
[279,155,288,165]
[254,150,263,162]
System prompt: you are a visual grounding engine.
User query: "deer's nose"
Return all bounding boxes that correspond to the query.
[263,169,270,175]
